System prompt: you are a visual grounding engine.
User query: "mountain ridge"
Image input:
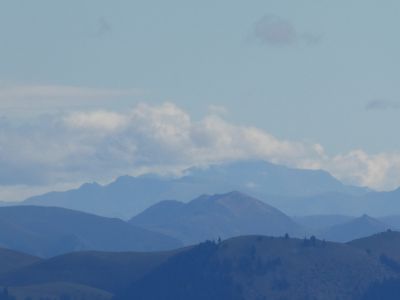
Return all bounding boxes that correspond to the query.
[9,160,372,218]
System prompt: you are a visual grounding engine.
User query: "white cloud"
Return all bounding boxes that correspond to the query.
[324,151,400,190]
[1,102,400,202]
[65,111,129,132]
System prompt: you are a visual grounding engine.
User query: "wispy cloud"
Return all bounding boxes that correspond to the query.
[64,110,129,132]
[0,84,143,112]
[365,99,400,111]
[251,14,322,47]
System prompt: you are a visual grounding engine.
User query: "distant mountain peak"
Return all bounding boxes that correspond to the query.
[130,191,301,244]
[356,214,385,225]
[190,191,267,210]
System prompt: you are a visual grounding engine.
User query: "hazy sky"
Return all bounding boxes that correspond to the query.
[1,0,400,200]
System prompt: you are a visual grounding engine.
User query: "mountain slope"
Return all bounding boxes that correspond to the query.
[130,191,303,244]
[0,248,40,275]
[0,249,184,294]
[116,236,392,300]
[349,231,400,262]
[0,206,181,257]
[18,160,368,218]
[8,282,113,300]
[321,215,390,242]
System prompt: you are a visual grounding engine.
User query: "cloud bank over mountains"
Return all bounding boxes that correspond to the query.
[1,102,400,200]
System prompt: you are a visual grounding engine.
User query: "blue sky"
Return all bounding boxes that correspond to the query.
[1,0,400,199]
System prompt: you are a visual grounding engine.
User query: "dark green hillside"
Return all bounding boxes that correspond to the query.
[353,231,400,300]
[117,236,392,300]
[349,230,400,261]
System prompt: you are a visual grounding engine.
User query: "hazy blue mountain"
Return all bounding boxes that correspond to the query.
[0,206,181,257]
[321,215,391,242]
[271,192,361,216]
[268,188,400,217]
[293,214,354,234]
[18,160,369,218]
[0,248,40,275]
[130,191,303,244]
[379,215,400,229]
[184,160,367,197]
[359,188,400,216]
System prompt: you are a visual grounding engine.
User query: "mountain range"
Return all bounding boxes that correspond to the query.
[10,160,374,219]
[2,191,400,258]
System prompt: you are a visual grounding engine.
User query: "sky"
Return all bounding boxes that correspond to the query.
[1,0,400,200]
